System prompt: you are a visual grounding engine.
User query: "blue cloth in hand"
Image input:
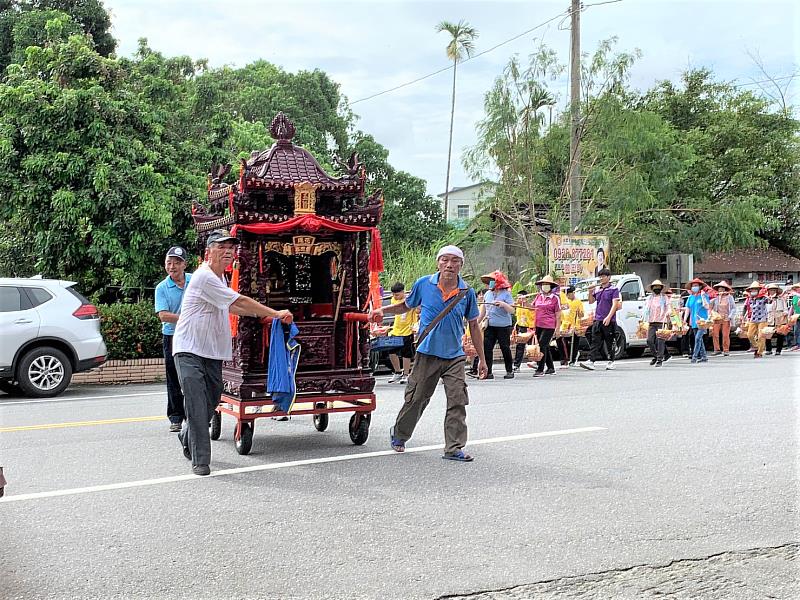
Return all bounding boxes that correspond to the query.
[267,318,301,413]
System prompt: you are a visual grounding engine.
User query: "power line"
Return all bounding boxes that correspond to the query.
[350,10,568,105]
[732,74,797,88]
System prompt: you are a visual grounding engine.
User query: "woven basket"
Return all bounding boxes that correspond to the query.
[737,325,750,339]
[656,328,674,340]
[761,326,776,340]
[511,329,534,344]
[525,343,543,362]
[636,322,649,339]
[776,324,791,335]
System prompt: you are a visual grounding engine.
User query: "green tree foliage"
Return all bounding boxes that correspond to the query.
[642,69,800,256]
[0,20,200,292]
[0,0,114,74]
[0,5,445,294]
[465,39,794,271]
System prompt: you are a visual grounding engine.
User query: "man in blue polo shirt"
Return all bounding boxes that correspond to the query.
[369,245,488,462]
[154,246,192,432]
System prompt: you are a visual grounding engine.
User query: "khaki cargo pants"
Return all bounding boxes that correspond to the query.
[394,353,469,455]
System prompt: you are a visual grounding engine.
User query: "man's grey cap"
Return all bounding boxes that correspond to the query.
[206,230,240,247]
[165,246,188,261]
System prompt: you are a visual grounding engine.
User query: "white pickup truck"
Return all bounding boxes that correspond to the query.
[572,273,652,360]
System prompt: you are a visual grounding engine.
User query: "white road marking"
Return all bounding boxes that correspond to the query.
[0,426,605,504]
[0,391,165,407]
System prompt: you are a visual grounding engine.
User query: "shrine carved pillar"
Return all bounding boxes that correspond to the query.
[356,231,370,369]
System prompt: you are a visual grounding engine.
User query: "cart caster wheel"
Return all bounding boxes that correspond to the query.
[349,413,370,445]
[209,411,221,441]
[313,403,329,432]
[235,422,254,455]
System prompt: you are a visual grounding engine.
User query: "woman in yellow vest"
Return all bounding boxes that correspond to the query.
[559,285,584,367]
[512,290,534,371]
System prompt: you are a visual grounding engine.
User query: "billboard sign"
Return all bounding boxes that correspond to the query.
[548,234,610,285]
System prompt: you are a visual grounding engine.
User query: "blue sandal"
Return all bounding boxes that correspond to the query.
[442,450,473,462]
[389,426,405,453]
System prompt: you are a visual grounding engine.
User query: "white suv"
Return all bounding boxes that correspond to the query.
[0,278,107,397]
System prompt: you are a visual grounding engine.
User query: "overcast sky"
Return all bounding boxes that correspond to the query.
[104,0,798,196]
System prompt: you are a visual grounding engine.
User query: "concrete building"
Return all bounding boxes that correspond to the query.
[437,182,496,227]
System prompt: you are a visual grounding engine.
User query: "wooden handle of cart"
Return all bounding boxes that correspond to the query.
[334,271,347,323]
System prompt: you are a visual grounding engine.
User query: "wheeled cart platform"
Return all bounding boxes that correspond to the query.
[210,392,376,455]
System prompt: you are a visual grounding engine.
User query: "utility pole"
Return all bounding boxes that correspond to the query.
[569,0,582,233]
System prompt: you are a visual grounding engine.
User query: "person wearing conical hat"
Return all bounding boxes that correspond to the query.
[682,277,711,364]
[710,281,736,356]
[531,274,562,377]
[765,283,788,355]
[744,280,768,358]
[643,280,670,366]
[478,270,515,380]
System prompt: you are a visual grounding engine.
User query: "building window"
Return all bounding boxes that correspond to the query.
[456,205,470,220]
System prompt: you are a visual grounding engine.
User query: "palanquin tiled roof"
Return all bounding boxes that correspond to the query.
[244,113,362,191]
[695,246,800,273]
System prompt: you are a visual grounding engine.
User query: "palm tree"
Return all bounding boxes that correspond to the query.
[436,19,478,221]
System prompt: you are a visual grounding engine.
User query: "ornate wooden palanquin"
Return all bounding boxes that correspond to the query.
[192,113,383,400]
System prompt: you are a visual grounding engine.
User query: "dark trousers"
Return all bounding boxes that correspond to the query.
[766,334,785,353]
[483,325,513,374]
[559,333,579,365]
[395,354,468,455]
[647,322,667,361]
[535,327,556,372]
[513,326,529,368]
[174,353,223,467]
[681,329,695,355]
[589,321,616,363]
[163,335,185,424]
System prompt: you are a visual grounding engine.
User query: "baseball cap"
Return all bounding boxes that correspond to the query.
[165,246,187,261]
[206,229,240,247]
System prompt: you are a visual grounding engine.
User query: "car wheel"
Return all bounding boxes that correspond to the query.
[17,347,73,398]
[612,327,627,361]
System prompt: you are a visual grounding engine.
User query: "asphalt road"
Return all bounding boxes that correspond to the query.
[0,352,797,599]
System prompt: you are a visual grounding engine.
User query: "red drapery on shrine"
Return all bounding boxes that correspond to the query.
[231,214,373,235]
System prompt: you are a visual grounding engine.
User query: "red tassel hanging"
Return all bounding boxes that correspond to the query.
[368,228,384,272]
[258,241,264,274]
[228,187,235,215]
[368,228,384,311]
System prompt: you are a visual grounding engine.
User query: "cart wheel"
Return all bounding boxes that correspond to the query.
[349,413,370,445]
[235,422,254,455]
[313,403,329,432]
[209,411,221,441]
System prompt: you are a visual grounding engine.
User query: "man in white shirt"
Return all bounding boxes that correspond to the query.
[173,229,292,476]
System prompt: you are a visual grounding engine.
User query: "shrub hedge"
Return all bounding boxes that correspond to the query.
[99,302,162,360]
